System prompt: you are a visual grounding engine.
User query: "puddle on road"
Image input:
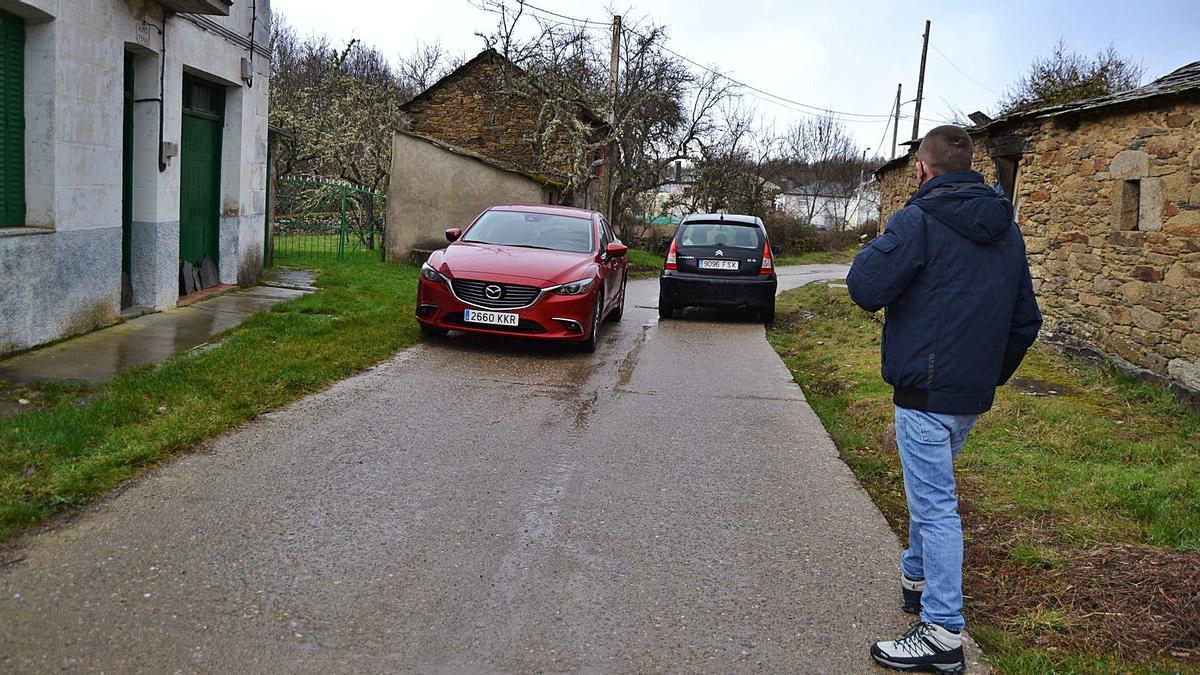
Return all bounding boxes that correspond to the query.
[616,324,652,389]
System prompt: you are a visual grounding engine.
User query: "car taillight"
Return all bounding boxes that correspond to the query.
[760,242,774,275]
[665,239,678,270]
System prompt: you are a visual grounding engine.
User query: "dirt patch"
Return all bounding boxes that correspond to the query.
[1007,377,1076,397]
[967,528,1200,662]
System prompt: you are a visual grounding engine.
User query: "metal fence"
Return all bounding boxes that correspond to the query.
[271,177,386,264]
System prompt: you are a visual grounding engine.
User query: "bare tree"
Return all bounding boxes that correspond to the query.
[473,2,737,237]
[998,41,1145,114]
[781,114,862,230]
[397,42,453,97]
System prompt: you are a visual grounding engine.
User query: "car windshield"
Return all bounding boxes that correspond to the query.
[462,210,594,254]
[677,222,762,250]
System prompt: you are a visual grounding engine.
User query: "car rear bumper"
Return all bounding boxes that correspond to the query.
[660,271,777,309]
[416,277,596,340]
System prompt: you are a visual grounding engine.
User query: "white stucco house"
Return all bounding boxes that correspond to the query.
[775,180,880,230]
[0,0,270,356]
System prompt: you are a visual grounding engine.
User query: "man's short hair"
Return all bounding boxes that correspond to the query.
[917,125,973,175]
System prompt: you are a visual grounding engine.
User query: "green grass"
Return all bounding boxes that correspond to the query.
[0,256,419,542]
[767,283,1200,673]
[775,247,859,266]
[626,248,665,279]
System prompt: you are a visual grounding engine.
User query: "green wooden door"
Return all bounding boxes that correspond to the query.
[179,77,224,268]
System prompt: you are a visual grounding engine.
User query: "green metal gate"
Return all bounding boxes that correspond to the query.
[271,177,386,263]
[179,77,224,270]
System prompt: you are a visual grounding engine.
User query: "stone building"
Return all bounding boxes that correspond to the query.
[386,48,607,261]
[875,61,1200,397]
[0,0,271,356]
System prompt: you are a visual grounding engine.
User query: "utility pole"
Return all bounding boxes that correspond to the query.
[601,14,621,222]
[911,20,930,141]
[891,83,902,159]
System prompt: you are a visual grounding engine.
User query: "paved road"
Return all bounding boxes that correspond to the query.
[0,265,986,673]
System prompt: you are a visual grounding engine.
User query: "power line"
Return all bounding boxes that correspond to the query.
[468,0,900,123]
[929,41,1001,96]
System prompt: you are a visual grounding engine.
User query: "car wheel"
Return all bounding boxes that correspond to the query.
[420,323,448,338]
[658,294,673,320]
[760,303,776,324]
[580,291,602,353]
[608,273,627,322]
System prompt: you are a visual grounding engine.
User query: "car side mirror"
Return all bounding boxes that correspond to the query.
[771,244,783,256]
[445,228,462,242]
[606,243,628,257]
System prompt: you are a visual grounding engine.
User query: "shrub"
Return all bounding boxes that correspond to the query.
[763,211,820,255]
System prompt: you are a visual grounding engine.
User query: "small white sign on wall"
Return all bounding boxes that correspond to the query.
[136,23,152,48]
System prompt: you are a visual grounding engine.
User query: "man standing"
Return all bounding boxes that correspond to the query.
[847,125,1042,673]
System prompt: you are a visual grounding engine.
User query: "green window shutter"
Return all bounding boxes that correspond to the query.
[0,12,25,227]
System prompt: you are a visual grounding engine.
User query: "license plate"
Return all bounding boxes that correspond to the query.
[464,308,520,327]
[699,259,739,271]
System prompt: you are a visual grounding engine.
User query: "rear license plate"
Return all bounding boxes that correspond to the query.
[464,309,520,327]
[699,259,739,271]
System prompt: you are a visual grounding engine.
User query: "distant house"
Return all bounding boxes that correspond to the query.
[874,60,1200,398]
[775,181,878,229]
[386,48,608,260]
[0,0,272,357]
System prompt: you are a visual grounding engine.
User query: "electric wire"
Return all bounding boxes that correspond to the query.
[468,0,901,124]
[929,40,1001,96]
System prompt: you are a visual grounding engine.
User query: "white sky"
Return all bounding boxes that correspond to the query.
[274,0,1200,158]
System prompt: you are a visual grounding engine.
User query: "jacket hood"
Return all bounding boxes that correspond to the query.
[907,170,1013,244]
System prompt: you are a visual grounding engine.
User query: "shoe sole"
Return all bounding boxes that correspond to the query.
[871,654,964,673]
[902,604,922,615]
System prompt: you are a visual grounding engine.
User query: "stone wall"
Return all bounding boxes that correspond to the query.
[1016,101,1200,394]
[873,101,1200,396]
[402,52,596,187]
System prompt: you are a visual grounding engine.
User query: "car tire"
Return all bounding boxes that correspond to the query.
[760,303,776,324]
[608,273,627,322]
[658,294,673,320]
[420,323,448,338]
[579,291,602,353]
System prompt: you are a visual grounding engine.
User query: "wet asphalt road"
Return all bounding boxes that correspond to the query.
[0,265,987,673]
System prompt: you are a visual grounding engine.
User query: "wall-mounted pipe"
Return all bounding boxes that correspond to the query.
[133,15,169,172]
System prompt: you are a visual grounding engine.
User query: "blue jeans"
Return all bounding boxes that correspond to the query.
[895,405,978,632]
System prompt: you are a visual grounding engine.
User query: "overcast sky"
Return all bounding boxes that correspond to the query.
[275,0,1200,158]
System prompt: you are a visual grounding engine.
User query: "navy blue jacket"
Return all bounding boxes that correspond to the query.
[847,171,1042,415]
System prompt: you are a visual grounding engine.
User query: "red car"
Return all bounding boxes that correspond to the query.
[416,205,628,352]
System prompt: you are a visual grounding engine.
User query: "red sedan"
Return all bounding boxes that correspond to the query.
[416,205,629,352]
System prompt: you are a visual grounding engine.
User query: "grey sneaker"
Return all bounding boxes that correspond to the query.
[870,621,964,673]
[902,574,925,614]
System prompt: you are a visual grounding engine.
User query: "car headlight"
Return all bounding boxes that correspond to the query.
[421,262,445,283]
[555,278,595,295]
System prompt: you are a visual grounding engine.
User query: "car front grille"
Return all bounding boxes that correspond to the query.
[451,279,543,309]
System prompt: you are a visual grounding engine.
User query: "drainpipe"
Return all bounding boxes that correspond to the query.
[134,15,170,172]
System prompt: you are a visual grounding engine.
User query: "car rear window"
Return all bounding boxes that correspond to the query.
[463,210,595,254]
[677,222,762,250]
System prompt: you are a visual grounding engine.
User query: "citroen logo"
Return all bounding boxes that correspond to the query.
[715,249,725,256]
[485,285,503,300]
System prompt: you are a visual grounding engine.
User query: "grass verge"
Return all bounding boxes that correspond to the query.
[767,283,1199,674]
[775,246,859,266]
[626,248,665,279]
[0,257,419,543]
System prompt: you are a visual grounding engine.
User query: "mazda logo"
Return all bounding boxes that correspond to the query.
[485,285,503,300]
